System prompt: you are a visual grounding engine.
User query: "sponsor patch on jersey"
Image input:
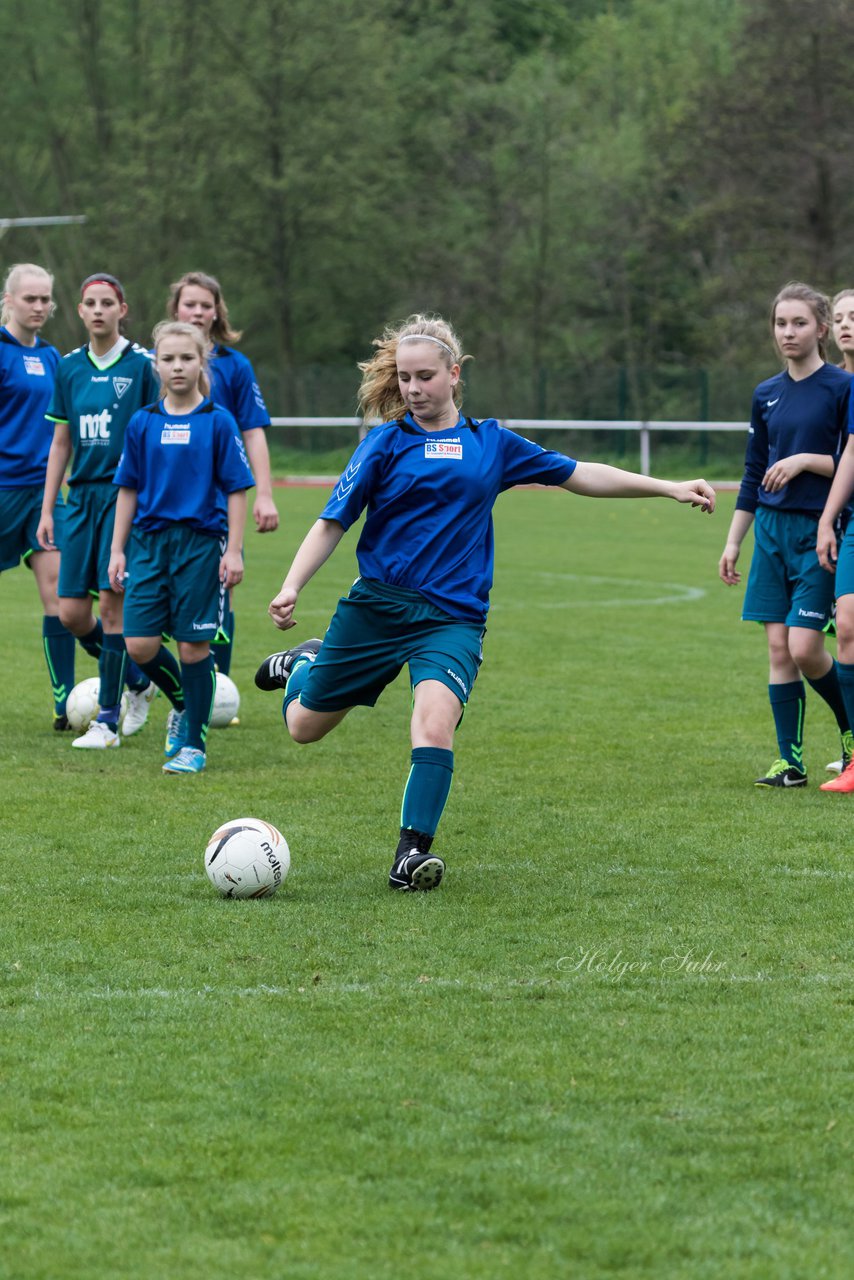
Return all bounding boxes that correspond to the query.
[161,426,191,445]
[113,376,132,398]
[23,355,46,376]
[425,440,463,459]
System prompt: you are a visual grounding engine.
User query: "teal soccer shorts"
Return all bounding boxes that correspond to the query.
[58,481,118,597]
[834,522,854,600]
[0,486,66,572]
[122,524,227,643]
[298,577,485,712]
[742,506,832,630]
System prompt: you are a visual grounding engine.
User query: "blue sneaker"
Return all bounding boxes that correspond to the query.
[164,708,188,758]
[162,746,206,775]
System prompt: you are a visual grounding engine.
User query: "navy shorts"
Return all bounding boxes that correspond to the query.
[59,482,117,597]
[742,506,832,631]
[123,524,228,643]
[299,577,485,712]
[0,486,66,572]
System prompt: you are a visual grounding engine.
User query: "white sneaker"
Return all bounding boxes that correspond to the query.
[123,681,157,736]
[826,759,843,774]
[72,720,120,749]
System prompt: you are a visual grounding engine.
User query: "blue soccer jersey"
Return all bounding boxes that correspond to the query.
[47,342,160,484]
[320,414,576,622]
[114,398,255,535]
[0,328,60,488]
[209,345,270,431]
[736,363,851,515]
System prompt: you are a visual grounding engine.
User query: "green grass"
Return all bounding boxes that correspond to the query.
[1,488,852,1279]
[267,431,748,482]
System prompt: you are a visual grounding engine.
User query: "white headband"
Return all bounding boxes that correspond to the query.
[398,333,456,358]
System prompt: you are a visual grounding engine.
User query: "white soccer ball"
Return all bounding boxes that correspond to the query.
[204,817,290,899]
[66,677,101,731]
[209,673,240,728]
[65,677,128,732]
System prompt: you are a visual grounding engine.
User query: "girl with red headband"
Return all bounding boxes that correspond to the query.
[37,273,160,749]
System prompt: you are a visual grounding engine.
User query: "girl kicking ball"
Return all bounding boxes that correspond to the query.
[108,321,254,775]
[255,313,715,890]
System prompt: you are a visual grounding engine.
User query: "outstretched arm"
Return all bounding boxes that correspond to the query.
[268,518,347,630]
[562,462,715,511]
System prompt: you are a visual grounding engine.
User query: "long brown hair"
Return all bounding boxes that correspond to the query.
[770,281,831,362]
[167,271,242,345]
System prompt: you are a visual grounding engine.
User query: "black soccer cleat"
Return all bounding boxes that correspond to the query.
[53,713,71,731]
[389,828,445,891]
[754,759,807,788]
[254,638,323,691]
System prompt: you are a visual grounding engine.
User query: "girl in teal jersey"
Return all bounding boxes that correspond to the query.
[255,313,716,893]
[37,273,160,749]
[719,282,852,788]
[0,263,75,727]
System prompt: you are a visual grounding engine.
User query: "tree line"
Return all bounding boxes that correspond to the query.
[3,0,853,419]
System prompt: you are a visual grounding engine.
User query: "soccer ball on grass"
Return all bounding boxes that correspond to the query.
[209,673,240,728]
[65,677,128,732]
[204,818,290,898]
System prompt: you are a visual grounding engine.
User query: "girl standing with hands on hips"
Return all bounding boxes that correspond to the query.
[719,282,852,787]
[167,271,277,683]
[255,313,715,892]
[109,322,254,775]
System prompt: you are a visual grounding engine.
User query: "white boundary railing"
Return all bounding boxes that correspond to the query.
[269,418,749,476]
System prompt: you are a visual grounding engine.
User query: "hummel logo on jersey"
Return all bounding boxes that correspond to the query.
[113,377,132,398]
[161,426,191,444]
[79,410,112,440]
[90,375,109,383]
[766,397,780,407]
[425,440,463,459]
[335,458,361,501]
[23,355,46,376]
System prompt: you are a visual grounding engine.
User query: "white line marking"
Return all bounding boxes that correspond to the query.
[494,571,706,609]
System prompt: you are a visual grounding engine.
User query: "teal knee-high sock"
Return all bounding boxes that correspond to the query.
[42,616,75,715]
[805,661,849,733]
[134,645,185,710]
[78,619,103,661]
[181,655,216,751]
[400,747,455,838]
[211,608,235,676]
[834,661,854,739]
[282,654,316,720]
[769,681,806,769]
[98,633,127,727]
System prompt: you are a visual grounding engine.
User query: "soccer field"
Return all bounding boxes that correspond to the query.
[2,488,852,1279]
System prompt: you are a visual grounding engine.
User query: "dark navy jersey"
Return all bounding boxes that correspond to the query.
[0,327,60,488]
[47,342,160,485]
[320,413,576,623]
[736,363,851,515]
[114,398,255,536]
[209,345,269,432]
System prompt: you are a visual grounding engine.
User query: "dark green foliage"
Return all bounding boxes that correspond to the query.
[3,0,854,415]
